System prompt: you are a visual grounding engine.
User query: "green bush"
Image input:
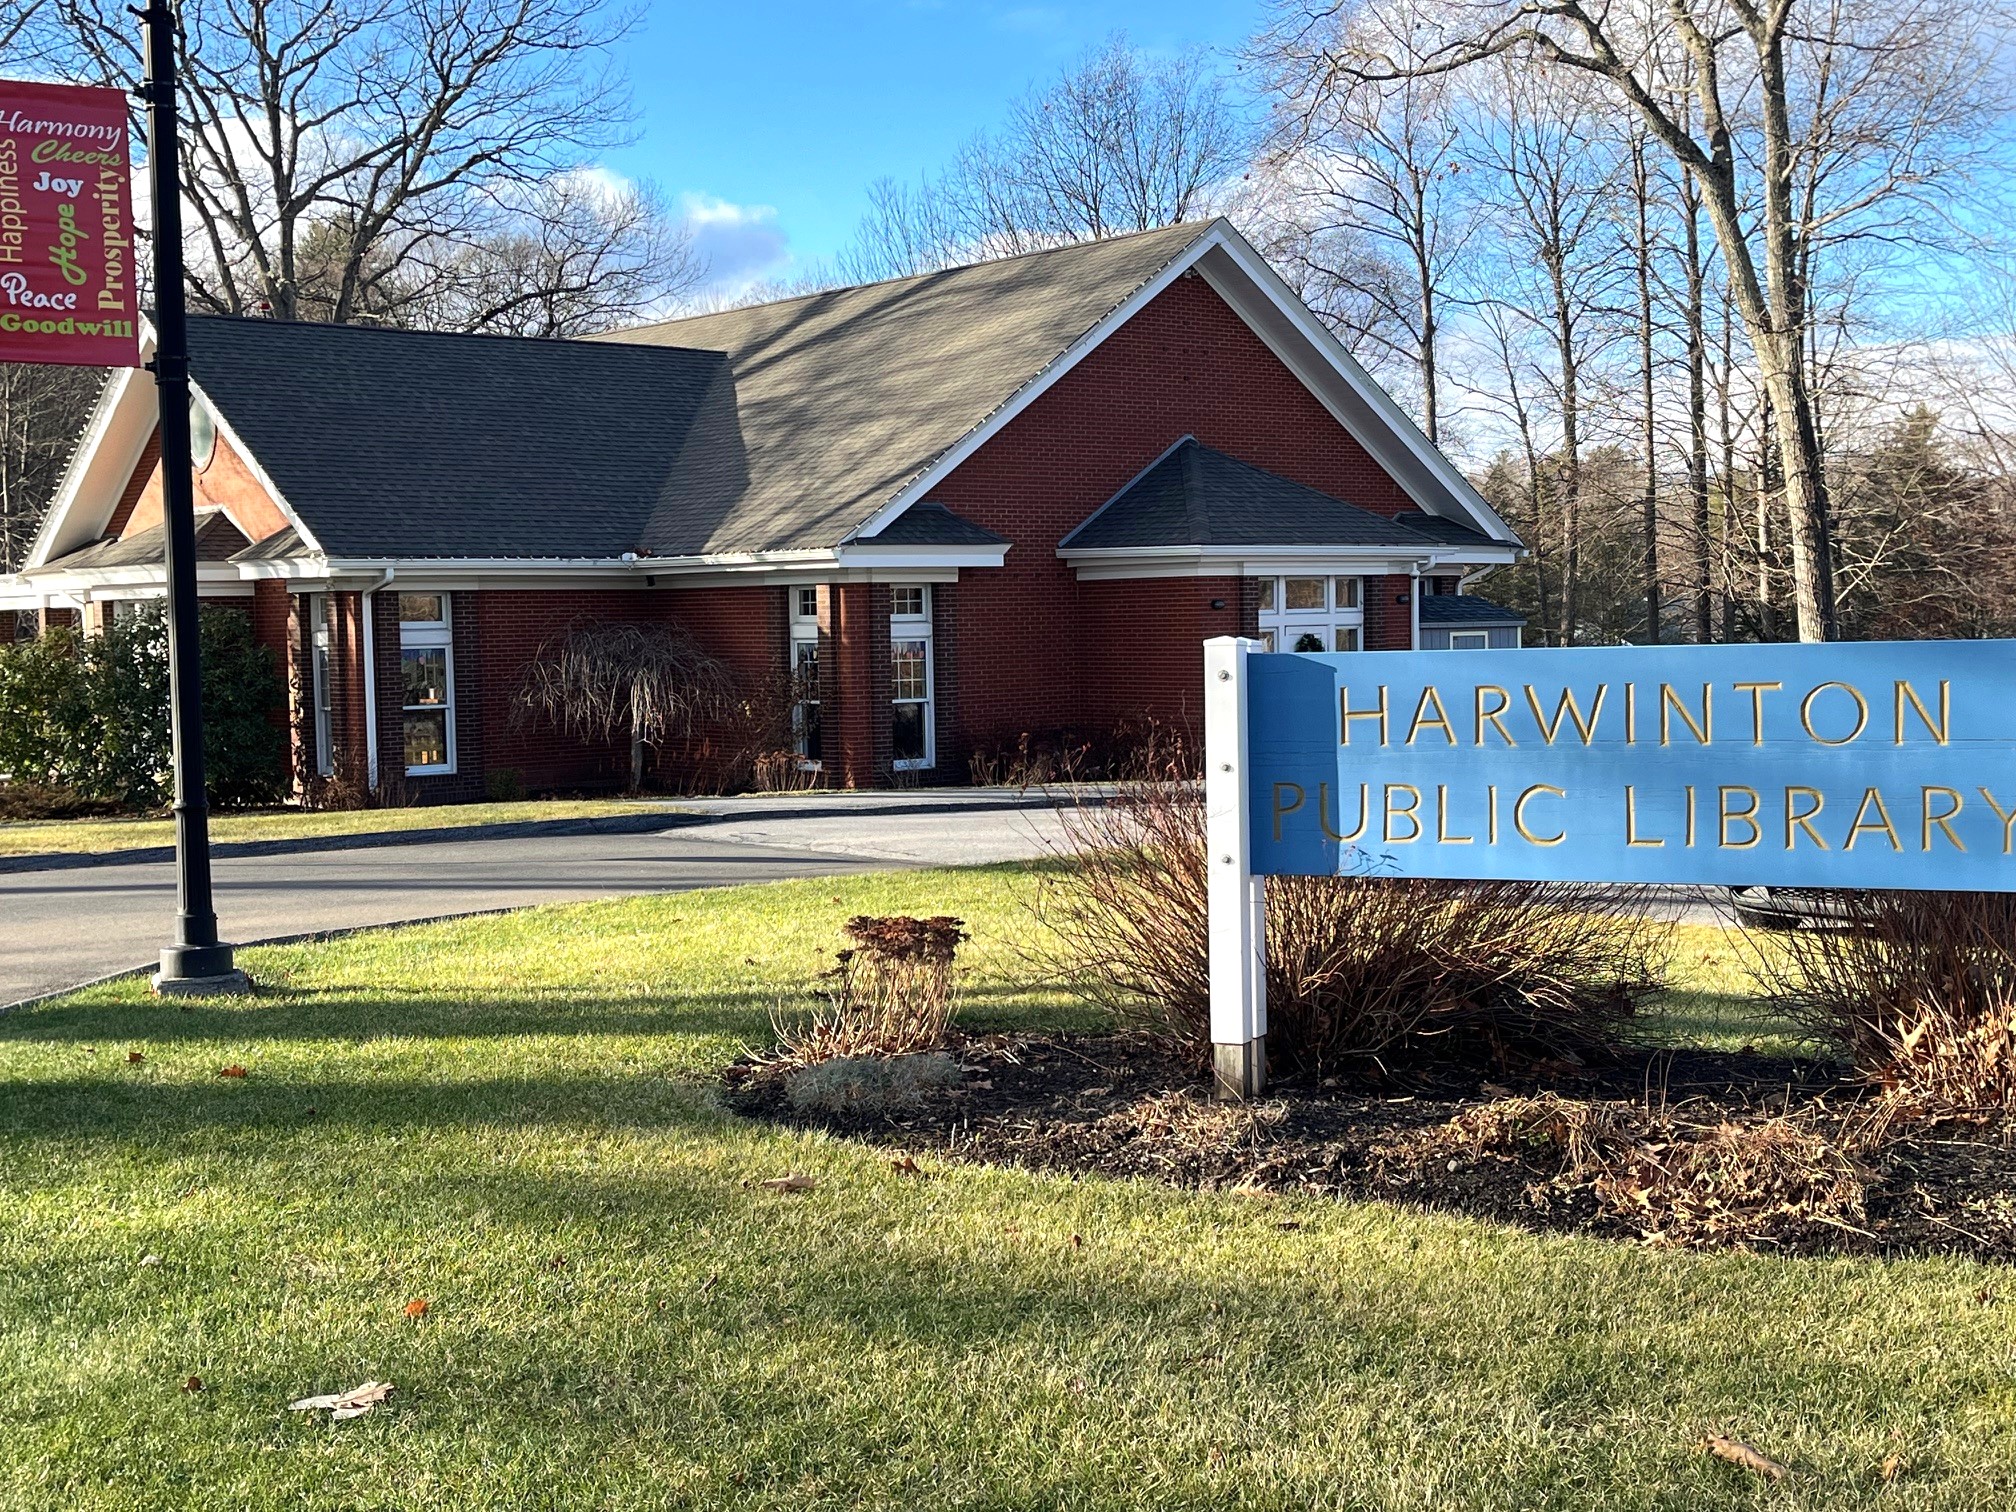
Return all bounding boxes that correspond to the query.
[0,605,286,810]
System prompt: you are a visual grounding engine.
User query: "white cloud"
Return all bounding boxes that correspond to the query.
[678,193,793,301]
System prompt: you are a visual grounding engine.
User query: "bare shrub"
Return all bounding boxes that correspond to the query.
[1039,780,1666,1073]
[1744,890,2016,1114]
[774,915,970,1063]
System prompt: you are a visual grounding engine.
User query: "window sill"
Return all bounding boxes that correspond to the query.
[405,765,455,777]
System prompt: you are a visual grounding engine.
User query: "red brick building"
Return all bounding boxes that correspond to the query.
[0,221,1523,798]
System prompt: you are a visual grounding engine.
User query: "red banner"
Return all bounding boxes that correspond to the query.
[0,79,140,368]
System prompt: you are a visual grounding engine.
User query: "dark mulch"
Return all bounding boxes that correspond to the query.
[724,1033,2016,1263]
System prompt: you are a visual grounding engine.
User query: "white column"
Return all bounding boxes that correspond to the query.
[1204,635,1267,1099]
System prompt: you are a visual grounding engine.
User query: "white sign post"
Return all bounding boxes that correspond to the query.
[1204,636,1268,1098]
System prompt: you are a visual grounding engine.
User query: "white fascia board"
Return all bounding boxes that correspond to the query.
[832,544,1008,570]
[839,224,1227,544]
[1063,546,1458,582]
[1192,235,1520,546]
[24,364,151,570]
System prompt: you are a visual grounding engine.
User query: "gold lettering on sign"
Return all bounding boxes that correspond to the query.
[1660,683,1713,746]
[1624,683,1638,745]
[1320,783,1370,843]
[1845,788,1902,851]
[1436,785,1472,844]
[1719,786,1761,849]
[1488,785,1500,845]
[1922,787,1965,852]
[1685,785,1698,847]
[1475,685,1516,746]
[1784,787,1827,850]
[1979,788,2016,854]
[1894,681,1951,745]
[1514,785,1566,846]
[1407,686,1458,746]
[1341,686,1389,746]
[1733,682,1782,746]
[1272,782,1303,842]
[1800,682,1869,746]
[1525,684,1607,746]
[1385,784,1422,843]
[1624,786,1663,848]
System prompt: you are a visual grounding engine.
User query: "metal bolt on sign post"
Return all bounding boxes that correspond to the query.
[141,0,246,996]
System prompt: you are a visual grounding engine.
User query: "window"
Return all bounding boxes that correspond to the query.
[1255,575,1366,655]
[310,594,334,778]
[890,585,933,769]
[398,593,454,775]
[790,587,822,767]
[1448,631,1491,651]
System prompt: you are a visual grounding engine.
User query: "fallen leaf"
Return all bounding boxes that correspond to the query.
[547,1254,567,1271]
[217,1065,248,1079]
[761,1174,816,1193]
[403,1297,430,1320]
[1069,1232,1084,1249]
[126,1052,145,1065]
[1207,1446,1226,1468]
[1881,1453,1906,1482]
[890,1155,925,1177]
[288,1381,394,1420]
[1275,1220,1303,1231]
[138,1253,162,1268]
[182,1376,203,1393]
[1705,1433,1788,1482]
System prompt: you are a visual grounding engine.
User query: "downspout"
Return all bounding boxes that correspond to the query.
[360,567,394,791]
[1409,563,1423,651]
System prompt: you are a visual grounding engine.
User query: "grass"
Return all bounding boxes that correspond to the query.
[4,869,2012,1510]
[0,797,674,858]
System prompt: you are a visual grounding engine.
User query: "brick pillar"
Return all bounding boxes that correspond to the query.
[250,580,294,757]
[830,582,877,789]
[1369,574,1416,650]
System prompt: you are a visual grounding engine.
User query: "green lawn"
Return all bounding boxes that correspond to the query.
[4,868,2010,1510]
[0,797,673,858]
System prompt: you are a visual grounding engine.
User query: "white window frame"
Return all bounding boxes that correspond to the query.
[309,593,335,778]
[397,593,456,777]
[890,585,934,771]
[789,586,823,770]
[1256,575,1365,654]
[1447,630,1492,651]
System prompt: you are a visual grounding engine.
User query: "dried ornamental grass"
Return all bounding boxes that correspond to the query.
[1744,890,2016,1115]
[773,915,971,1063]
[1038,779,1667,1073]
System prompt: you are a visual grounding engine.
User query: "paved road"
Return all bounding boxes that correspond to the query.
[0,827,880,1008]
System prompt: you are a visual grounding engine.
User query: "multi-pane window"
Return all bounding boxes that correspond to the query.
[1255,575,1365,653]
[310,594,335,778]
[1448,631,1491,651]
[790,587,822,766]
[891,585,933,769]
[397,593,454,774]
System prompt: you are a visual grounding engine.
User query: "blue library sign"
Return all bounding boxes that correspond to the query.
[1201,636,2016,1098]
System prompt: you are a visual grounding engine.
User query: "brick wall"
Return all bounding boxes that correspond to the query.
[934,270,1423,754]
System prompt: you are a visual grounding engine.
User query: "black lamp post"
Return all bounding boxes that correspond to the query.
[141,0,244,994]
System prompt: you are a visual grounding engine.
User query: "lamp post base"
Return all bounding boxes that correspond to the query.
[153,942,249,997]
[1212,1036,1267,1102]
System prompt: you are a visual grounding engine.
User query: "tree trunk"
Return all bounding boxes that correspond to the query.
[629,684,647,792]
[1633,138,1659,644]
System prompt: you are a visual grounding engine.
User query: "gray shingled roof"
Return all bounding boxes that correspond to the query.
[604,221,1213,554]
[38,510,248,572]
[181,316,728,560]
[1394,510,1499,548]
[856,503,1006,548]
[1060,438,1445,551]
[1419,593,1526,625]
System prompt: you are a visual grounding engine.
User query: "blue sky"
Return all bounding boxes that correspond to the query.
[607,1,1257,296]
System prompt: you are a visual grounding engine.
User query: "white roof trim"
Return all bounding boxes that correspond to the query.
[843,219,1519,549]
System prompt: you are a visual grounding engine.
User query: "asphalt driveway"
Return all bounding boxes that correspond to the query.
[0,793,1073,1009]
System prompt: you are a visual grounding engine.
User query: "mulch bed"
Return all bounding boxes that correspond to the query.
[724,1033,2016,1263]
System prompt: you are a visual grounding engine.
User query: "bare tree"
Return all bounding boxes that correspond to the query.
[515,620,738,793]
[841,35,1250,280]
[36,0,690,333]
[1264,0,2013,642]
[0,365,101,575]
[1256,6,1477,442]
